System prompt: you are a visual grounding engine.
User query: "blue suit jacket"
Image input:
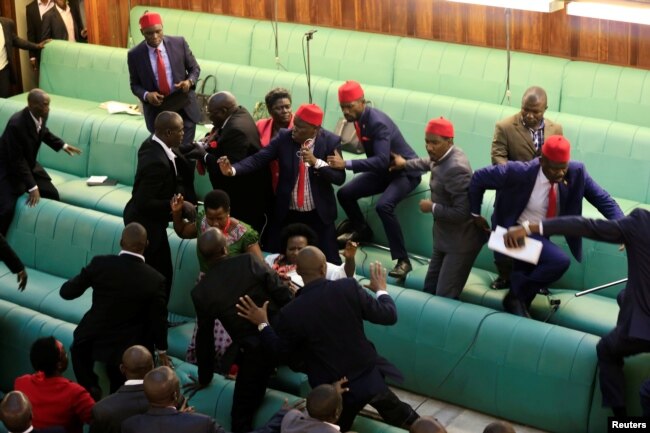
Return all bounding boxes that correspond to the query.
[349,107,420,177]
[544,209,650,341]
[233,128,345,224]
[469,158,624,261]
[127,36,201,132]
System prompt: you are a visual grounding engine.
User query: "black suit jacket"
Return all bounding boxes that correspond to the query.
[204,106,272,228]
[0,107,65,194]
[0,233,24,273]
[127,36,201,132]
[26,0,46,60]
[0,17,40,83]
[263,278,400,388]
[89,383,149,433]
[122,407,225,433]
[40,2,85,42]
[123,136,196,226]
[544,209,650,342]
[60,254,168,362]
[191,253,292,384]
[233,128,345,224]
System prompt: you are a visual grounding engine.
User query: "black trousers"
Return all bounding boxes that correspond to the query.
[0,172,59,236]
[0,66,10,98]
[231,342,277,433]
[71,340,125,397]
[597,326,650,409]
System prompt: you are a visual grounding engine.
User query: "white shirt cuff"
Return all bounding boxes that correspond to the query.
[375,290,389,298]
[314,159,328,169]
[28,186,38,192]
[431,203,436,215]
[471,212,480,217]
[63,143,70,150]
[539,221,544,236]
[230,166,236,176]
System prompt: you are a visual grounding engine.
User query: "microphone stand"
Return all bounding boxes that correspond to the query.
[304,31,316,103]
[575,278,628,297]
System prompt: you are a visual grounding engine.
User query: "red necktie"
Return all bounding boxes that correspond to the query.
[546,182,557,218]
[155,48,170,95]
[297,161,306,207]
[354,121,362,142]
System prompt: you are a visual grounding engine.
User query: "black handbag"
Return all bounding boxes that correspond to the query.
[196,75,217,124]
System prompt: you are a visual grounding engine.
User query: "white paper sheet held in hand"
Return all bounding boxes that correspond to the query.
[488,225,543,265]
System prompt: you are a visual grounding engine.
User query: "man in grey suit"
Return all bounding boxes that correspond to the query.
[89,345,154,433]
[391,117,484,298]
[122,366,225,433]
[489,86,563,290]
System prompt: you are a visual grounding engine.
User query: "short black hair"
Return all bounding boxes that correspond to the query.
[29,337,61,376]
[264,88,292,110]
[204,189,230,212]
[279,223,318,254]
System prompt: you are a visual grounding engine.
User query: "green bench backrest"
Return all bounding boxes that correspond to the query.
[561,61,650,128]
[39,41,133,103]
[393,39,568,110]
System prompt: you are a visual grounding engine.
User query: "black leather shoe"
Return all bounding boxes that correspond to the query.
[337,225,373,247]
[490,277,510,290]
[336,219,354,237]
[502,292,531,318]
[388,259,412,279]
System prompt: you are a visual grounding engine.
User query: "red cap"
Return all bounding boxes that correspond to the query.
[139,12,163,29]
[542,135,570,163]
[425,117,454,138]
[295,103,323,127]
[338,80,364,103]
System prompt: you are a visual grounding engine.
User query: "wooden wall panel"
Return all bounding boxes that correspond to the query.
[81,0,650,70]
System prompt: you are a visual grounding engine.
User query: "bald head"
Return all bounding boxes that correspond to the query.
[27,88,48,105]
[120,345,154,380]
[409,416,447,433]
[154,111,183,134]
[296,246,327,285]
[1,391,32,432]
[521,86,547,107]
[198,227,228,265]
[306,384,342,424]
[27,88,50,121]
[207,91,238,128]
[143,366,179,407]
[120,223,148,254]
[483,421,516,433]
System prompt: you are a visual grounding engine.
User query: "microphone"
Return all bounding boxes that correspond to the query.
[305,29,318,37]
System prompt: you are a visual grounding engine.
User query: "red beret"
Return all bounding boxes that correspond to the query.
[338,80,364,103]
[425,117,454,138]
[542,135,571,163]
[295,103,323,127]
[139,12,163,29]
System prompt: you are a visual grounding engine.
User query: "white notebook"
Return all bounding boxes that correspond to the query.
[488,225,543,265]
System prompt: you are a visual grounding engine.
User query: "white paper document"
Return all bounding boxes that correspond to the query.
[99,101,141,115]
[488,225,543,265]
[86,176,108,185]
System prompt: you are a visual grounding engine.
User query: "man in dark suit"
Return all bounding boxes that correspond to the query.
[89,345,154,433]
[0,17,47,97]
[60,223,169,397]
[0,233,27,291]
[193,91,271,236]
[123,111,196,299]
[40,0,86,43]
[504,209,650,418]
[327,80,422,279]
[0,391,65,433]
[26,0,55,69]
[469,135,624,317]
[0,89,82,235]
[391,117,484,298]
[489,86,563,291]
[122,366,225,433]
[127,11,200,148]
[184,228,292,433]
[281,384,343,433]
[217,103,345,263]
[237,247,419,432]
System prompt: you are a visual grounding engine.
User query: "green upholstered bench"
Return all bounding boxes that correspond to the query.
[561,61,650,128]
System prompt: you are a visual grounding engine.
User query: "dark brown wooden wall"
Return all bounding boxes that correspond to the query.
[82,0,650,69]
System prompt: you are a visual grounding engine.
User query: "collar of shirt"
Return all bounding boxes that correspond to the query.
[324,422,340,431]
[220,112,234,130]
[147,40,166,54]
[124,379,144,386]
[12,427,34,433]
[38,0,54,15]
[119,250,145,262]
[55,3,69,13]
[435,145,454,164]
[523,117,545,132]
[152,134,177,163]
[28,110,42,131]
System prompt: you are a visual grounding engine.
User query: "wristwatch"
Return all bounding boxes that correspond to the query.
[257,322,269,332]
